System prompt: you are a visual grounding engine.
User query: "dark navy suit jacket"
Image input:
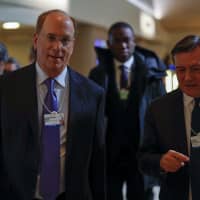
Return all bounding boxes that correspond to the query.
[139,89,189,200]
[0,64,106,200]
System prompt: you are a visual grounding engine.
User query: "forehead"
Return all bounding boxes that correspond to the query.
[41,12,74,35]
[175,46,200,65]
[110,27,134,38]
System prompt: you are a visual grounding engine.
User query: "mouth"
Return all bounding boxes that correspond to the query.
[183,84,200,91]
[119,50,128,55]
[184,83,197,87]
[49,55,63,62]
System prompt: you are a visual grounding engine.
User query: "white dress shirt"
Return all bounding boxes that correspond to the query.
[35,63,69,198]
[183,93,196,200]
[114,55,134,89]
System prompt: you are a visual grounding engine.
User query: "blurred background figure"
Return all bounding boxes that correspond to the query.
[163,53,178,93]
[29,45,36,64]
[0,42,8,75]
[89,22,166,200]
[4,57,20,74]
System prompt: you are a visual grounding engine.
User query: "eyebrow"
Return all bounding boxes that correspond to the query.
[176,64,200,68]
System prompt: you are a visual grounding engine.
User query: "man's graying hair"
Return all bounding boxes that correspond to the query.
[171,35,200,63]
[35,9,77,37]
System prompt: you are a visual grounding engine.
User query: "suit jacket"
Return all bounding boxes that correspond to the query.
[139,89,189,200]
[89,53,146,168]
[89,49,166,168]
[0,64,106,200]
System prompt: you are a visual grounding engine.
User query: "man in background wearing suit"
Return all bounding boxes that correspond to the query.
[139,35,200,200]
[89,22,166,200]
[0,42,8,75]
[0,9,105,200]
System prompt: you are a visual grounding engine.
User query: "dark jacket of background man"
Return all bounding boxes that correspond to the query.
[89,22,166,200]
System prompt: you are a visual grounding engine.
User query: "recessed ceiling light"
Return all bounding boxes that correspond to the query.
[2,22,20,30]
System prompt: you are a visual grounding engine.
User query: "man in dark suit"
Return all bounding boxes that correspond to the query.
[0,9,106,200]
[89,22,166,200]
[139,35,200,200]
[4,57,20,74]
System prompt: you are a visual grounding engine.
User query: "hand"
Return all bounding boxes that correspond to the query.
[160,150,189,173]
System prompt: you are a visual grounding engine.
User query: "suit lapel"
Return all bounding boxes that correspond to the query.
[21,64,40,171]
[65,68,85,163]
[171,91,188,155]
[23,64,39,143]
[64,68,94,192]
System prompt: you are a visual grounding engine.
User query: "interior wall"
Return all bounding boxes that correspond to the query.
[0,26,34,66]
[70,21,170,76]
[70,22,107,76]
[0,21,108,76]
[136,37,168,59]
[0,20,169,76]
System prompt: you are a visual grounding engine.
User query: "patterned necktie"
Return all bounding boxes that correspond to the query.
[190,98,200,200]
[119,65,128,89]
[40,78,60,200]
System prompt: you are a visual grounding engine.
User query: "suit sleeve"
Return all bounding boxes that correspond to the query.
[89,90,106,200]
[138,105,163,178]
[0,77,11,197]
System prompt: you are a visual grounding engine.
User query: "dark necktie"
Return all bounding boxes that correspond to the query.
[190,98,200,200]
[40,78,60,200]
[119,65,128,89]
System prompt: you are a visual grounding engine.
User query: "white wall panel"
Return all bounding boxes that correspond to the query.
[0,0,167,40]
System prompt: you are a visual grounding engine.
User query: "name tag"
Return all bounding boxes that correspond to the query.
[120,89,129,100]
[44,112,64,126]
[191,133,200,147]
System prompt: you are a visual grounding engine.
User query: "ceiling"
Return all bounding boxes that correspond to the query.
[0,0,200,34]
[154,0,200,31]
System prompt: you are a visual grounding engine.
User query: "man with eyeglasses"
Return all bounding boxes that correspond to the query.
[0,9,106,200]
[139,35,200,200]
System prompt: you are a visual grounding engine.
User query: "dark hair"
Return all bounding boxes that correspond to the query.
[108,22,135,40]
[5,57,20,69]
[0,42,8,62]
[35,9,77,37]
[171,35,200,62]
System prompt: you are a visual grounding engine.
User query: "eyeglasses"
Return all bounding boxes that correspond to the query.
[43,33,75,47]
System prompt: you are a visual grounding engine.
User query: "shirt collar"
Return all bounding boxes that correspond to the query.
[114,55,134,71]
[36,62,68,88]
[183,92,194,107]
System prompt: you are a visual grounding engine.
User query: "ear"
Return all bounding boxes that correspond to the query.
[71,39,75,50]
[107,40,111,49]
[33,33,38,50]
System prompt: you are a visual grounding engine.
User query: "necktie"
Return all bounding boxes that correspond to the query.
[190,98,200,200]
[119,65,128,89]
[40,78,60,200]
[191,98,200,135]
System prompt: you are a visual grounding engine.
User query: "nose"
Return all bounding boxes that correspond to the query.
[52,39,63,50]
[121,42,128,48]
[184,69,192,81]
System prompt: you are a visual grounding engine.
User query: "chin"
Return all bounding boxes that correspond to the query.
[118,56,129,63]
[184,90,200,98]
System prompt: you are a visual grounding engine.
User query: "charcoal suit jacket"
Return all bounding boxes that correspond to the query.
[0,64,106,200]
[139,89,189,200]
